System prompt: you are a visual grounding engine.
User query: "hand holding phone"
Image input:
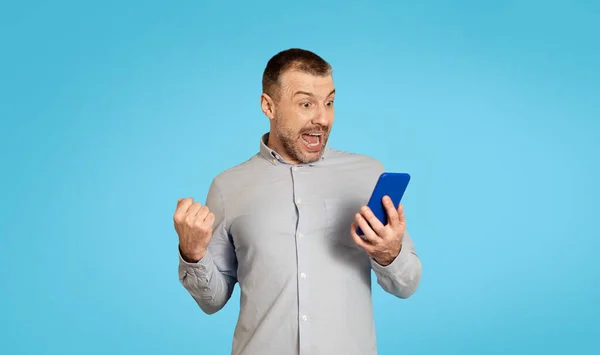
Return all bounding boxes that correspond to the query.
[356,172,410,236]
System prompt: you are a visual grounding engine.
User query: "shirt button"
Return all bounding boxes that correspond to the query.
[301,315,308,321]
[298,233,304,238]
[272,159,278,164]
[300,273,306,279]
[296,199,302,204]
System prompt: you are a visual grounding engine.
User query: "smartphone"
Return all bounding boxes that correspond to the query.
[356,172,411,236]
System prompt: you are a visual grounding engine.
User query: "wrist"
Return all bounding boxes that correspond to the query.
[179,246,206,263]
[375,256,393,266]
[376,243,402,266]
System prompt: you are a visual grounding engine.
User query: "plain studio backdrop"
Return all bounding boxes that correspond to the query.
[1,1,598,354]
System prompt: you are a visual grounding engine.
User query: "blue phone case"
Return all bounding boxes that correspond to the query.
[356,172,411,236]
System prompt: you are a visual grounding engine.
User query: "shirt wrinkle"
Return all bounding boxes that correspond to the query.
[178,132,422,355]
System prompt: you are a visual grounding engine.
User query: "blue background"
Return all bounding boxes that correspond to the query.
[1,1,598,354]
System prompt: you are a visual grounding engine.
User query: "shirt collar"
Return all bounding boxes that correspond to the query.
[259,132,327,166]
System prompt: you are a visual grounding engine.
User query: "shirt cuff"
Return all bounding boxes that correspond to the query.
[370,241,411,276]
[178,247,214,277]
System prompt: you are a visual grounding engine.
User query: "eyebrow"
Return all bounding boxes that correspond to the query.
[293,89,336,98]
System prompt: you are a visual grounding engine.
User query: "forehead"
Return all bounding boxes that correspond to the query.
[279,70,335,97]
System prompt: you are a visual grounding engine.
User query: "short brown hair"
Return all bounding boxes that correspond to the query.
[262,48,332,100]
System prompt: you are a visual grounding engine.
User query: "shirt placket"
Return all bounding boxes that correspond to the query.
[291,165,311,355]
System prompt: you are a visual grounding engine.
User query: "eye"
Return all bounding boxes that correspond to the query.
[300,102,311,108]
[326,100,334,107]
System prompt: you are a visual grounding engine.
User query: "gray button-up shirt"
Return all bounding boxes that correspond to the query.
[178,133,422,355]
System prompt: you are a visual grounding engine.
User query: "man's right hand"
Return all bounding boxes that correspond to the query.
[173,197,215,263]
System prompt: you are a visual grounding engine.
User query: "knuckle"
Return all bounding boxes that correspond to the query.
[181,198,192,205]
[175,214,186,224]
[186,216,198,227]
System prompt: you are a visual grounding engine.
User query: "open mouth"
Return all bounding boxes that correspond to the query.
[301,132,323,151]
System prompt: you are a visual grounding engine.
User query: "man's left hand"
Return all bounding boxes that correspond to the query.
[350,196,406,266]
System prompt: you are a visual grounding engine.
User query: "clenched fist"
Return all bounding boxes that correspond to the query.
[173,197,215,263]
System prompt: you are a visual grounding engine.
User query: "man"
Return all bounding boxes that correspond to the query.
[174,48,422,355]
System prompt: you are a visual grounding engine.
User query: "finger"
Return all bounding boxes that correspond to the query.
[397,204,406,226]
[359,205,385,235]
[186,202,202,217]
[382,196,400,227]
[350,222,374,252]
[355,213,380,245]
[203,212,215,228]
[177,197,194,210]
[195,205,210,220]
[174,198,194,220]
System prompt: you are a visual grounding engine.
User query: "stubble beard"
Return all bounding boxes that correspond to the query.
[274,118,330,164]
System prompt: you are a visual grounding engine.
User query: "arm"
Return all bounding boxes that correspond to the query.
[351,158,422,298]
[350,185,422,299]
[178,179,238,314]
[369,230,422,298]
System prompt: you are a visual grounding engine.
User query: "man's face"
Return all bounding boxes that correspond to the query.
[265,70,335,164]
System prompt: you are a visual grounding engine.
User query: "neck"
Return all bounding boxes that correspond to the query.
[266,131,300,165]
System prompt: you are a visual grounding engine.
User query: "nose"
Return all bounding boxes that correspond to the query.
[311,105,328,126]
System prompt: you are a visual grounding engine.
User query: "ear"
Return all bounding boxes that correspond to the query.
[260,93,276,120]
